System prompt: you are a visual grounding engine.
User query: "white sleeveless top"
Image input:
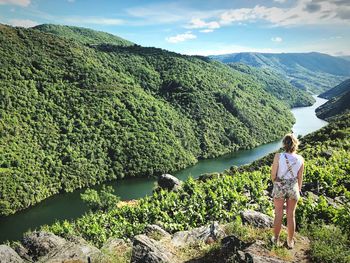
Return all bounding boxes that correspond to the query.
[277,152,303,180]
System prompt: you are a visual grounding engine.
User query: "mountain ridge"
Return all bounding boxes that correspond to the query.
[210,52,350,94]
[32,24,134,46]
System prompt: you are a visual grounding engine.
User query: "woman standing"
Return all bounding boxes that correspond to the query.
[271,133,304,249]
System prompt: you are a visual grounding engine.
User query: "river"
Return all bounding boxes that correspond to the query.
[0,95,328,243]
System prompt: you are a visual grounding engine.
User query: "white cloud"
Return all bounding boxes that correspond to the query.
[166,31,196,43]
[9,18,38,27]
[271,36,283,42]
[217,1,350,27]
[274,0,287,3]
[0,0,30,6]
[200,29,214,33]
[63,17,124,25]
[186,18,220,30]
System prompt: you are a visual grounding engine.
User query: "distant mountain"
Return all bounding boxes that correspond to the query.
[319,78,350,99]
[211,52,350,94]
[228,63,315,107]
[316,79,350,120]
[33,24,134,46]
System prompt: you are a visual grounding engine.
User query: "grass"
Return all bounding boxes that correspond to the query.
[304,223,350,263]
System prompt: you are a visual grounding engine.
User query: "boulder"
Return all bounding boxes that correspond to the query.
[22,231,66,259]
[11,242,31,261]
[171,221,225,247]
[0,245,23,263]
[157,174,182,191]
[144,225,171,240]
[21,231,101,262]
[101,237,129,252]
[241,210,273,229]
[40,237,101,263]
[244,241,288,262]
[131,234,173,263]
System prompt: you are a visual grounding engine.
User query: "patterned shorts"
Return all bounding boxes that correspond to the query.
[272,178,300,200]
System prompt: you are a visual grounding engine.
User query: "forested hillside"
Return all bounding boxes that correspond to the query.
[211,52,350,94]
[319,78,350,99]
[0,24,311,215]
[316,92,350,120]
[228,63,315,107]
[33,24,133,46]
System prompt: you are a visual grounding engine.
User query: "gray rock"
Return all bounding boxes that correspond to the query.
[102,237,129,252]
[144,225,171,240]
[244,240,288,263]
[131,235,173,263]
[41,239,101,263]
[11,242,31,261]
[157,174,182,191]
[245,253,288,263]
[172,221,225,247]
[0,245,23,263]
[22,231,101,262]
[22,231,66,259]
[241,210,273,229]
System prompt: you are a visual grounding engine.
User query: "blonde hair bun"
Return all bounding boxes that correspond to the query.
[282,133,299,153]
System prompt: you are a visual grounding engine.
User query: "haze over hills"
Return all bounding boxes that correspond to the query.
[211,52,350,94]
[0,24,313,215]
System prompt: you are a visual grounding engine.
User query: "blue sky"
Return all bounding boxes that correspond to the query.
[1,0,349,56]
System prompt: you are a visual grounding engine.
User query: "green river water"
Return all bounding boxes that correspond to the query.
[0,96,327,243]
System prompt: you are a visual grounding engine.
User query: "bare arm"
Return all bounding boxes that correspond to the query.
[297,159,304,192]
[271,153,279,182]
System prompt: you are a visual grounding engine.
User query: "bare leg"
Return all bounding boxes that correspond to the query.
[286,198,298,244]
[273,198,284,240]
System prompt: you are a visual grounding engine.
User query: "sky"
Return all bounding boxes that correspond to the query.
[0,0,349,56]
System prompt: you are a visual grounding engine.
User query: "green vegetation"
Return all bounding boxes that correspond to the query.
[81,186,120,212]
[211,52,350,93]
[316,78,350,120]
[43,113,350,251]
[228,63,315,107]
[0,24,311,216]
[319,78,350,99]
[33,24,133,46]
[316,90,350,120]
[304,224,350,263]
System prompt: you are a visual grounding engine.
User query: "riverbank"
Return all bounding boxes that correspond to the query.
[0,96,328,243]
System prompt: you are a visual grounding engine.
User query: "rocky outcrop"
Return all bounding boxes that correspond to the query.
[144,224,171,240]
[241,210,273,228]
[171,221,225,247]
[0,245,23,263]
[0,231,102,263]
[157,174,182,191]
[40,235,101,263]
[22,231,67,259]
[131,234,173,263]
